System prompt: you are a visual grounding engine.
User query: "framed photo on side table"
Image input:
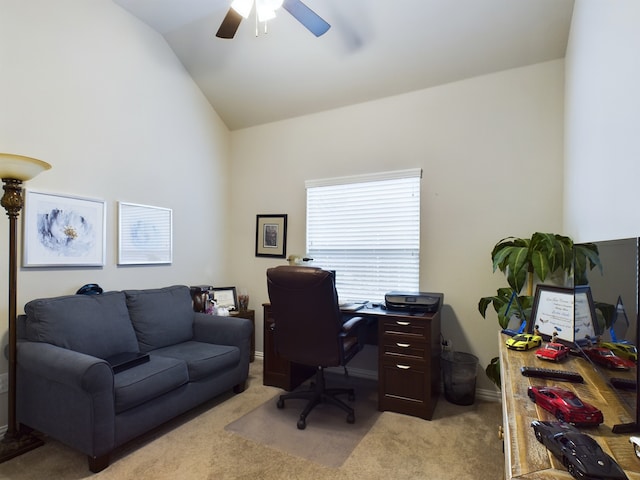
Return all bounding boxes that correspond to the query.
[255,214,287,258]
[211,287,237,311]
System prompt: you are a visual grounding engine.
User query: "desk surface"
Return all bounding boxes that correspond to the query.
[340,300,441,320]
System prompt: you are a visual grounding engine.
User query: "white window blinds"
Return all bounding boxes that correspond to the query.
[306,169,421,303]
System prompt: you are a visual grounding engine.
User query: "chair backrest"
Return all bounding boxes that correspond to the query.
[267,266,343,367]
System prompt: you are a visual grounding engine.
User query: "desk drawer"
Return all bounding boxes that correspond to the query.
[378,360,437,420]
[381,337,427,363]
[380,318,428,340]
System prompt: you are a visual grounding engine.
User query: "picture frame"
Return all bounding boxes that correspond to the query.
[529,285,575,343]
[23,190,106,267]
[118,202,172,265]
[211,287,237,311]
[574,285,599,343]
[255,214,287,258]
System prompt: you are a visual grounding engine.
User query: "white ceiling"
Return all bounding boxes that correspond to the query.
[112,0,575,131]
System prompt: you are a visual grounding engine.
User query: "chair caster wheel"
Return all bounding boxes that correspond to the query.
[297,418,306,430]
[347,413,355,424]
[277,398,284,409]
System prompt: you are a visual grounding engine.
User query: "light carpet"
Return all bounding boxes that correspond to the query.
[0,360,504,480]
[225,373,381,468]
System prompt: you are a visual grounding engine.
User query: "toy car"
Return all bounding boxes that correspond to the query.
[630,436,640,459]
[536,342,570,362]
[506,333,542,351]
[531,421,628,479]
[600,341,638,362]
[583,346,635,370]
[527,386,603,426]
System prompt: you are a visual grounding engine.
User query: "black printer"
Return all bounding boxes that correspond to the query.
[384,291,442,313]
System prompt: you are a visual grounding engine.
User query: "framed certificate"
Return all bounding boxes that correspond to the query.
[530,285,575,342]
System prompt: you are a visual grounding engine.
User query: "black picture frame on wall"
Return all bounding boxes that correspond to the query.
[255,214,287,258]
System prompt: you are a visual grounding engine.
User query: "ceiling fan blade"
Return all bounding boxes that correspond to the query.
[282,0,330,37]
[216,8,243,39]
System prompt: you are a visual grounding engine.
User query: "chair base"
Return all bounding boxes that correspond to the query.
[277,367,355,429]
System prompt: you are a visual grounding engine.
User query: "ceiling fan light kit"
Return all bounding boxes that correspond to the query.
[217,0,330,39]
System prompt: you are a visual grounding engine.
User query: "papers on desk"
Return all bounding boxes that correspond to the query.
[339,303,365,312]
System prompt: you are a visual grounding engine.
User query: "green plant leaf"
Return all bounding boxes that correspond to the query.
[530,250,549,282]
[478,297,494,318]
[574,243,602,285]
[553,235,574,272]
[485,356,501,387]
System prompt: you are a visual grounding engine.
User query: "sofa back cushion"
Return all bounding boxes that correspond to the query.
[24,291,139,359]
[124,285,194,351]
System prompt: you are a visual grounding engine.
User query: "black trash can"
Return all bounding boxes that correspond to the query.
[441,351,479,406]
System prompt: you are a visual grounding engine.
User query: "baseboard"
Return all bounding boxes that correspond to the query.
[476,388,501,403]
[253,353,502,403]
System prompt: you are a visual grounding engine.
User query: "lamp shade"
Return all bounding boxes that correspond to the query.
[0,153,51,181]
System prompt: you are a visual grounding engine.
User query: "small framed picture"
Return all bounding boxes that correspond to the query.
[529,285,575,343]
[118,202,172,265]
[211,287,237,311]
[23,190,106,267]
[255,214,287,258]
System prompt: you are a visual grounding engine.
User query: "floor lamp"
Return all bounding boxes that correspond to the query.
[0,153,51,463]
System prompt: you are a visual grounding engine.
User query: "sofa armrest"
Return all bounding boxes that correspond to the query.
[18,341,113,392]
[17,341,116,458]
[193,313,253,348]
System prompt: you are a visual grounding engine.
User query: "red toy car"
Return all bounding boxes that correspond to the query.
[583,346,635,370]
[536,342,570,362]
[528,386,603,426]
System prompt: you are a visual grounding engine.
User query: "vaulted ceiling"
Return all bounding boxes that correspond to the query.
[113,0,574,130]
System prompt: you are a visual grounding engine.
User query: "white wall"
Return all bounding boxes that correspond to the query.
[564,0,640,242]
[228,60,566,393]
[0,0,230,426]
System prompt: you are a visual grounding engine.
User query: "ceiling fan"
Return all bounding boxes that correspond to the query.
[216,0,330,39]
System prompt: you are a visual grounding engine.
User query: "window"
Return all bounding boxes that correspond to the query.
[306,169,421,303]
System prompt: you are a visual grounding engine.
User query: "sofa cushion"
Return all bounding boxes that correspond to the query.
[23,291,139,359]
[124,286,194,351]
[113,355,188,413]
[150,341,240,382]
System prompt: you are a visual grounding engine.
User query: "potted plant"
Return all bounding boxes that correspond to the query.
[478,232,603,386]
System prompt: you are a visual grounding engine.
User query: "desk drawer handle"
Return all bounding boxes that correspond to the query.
[396,343,410,348]
[396,364,411,370]
[395,321,410,326]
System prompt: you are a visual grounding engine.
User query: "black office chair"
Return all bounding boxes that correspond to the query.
[266,266,364,430]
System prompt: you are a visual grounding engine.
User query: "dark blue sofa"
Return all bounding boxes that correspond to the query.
[16,285,252,472]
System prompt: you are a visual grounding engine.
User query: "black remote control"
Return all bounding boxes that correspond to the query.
[610,377,637,390]
[520,366,584,383]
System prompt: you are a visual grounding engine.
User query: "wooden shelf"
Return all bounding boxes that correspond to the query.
[499,332,640,479]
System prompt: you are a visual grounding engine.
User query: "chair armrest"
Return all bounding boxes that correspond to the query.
[193,312,253,347]
[341,316,364,335]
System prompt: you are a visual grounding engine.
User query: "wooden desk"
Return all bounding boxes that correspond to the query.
[499,332,640,479]
[263,299,442,420]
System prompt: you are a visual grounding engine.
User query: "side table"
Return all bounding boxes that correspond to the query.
[230,309,255,362]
